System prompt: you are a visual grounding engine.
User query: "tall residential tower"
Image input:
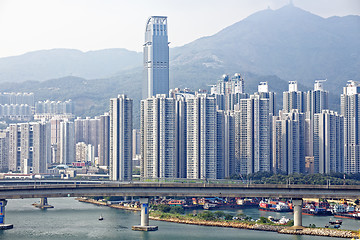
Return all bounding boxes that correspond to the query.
[110,95,133,181]
[341,81,360,173]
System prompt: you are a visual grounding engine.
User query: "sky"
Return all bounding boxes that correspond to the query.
[0,0,359,58]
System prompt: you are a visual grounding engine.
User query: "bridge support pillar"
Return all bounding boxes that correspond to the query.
[0,199,13,230]
[33,197,54,209]
[132,198,158,231]
[293,199,303,227]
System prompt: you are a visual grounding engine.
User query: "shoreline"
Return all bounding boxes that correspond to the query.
[76,198,357,239]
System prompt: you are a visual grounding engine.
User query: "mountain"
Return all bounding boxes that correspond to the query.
[0,4,358,120]
[170,4,360,94]
[0,48,142,82]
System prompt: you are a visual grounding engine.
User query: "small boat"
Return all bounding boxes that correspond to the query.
[329,219,342,225]
[99,215,104,221]
[325,224,341,229]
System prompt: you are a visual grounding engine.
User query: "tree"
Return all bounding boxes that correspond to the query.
[157,204,171,213]
[198,211,215,221]
[214,211,225,219]
[170,206,185,214]
[224,214,233,221]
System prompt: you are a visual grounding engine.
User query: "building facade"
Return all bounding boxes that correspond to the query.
[341,81,360,173]
[143,16,169,98]
[272,110,305,174]
[8,122,51,173]
[186,94,218,179]
[313,110,344,173]
[110,95,133,181]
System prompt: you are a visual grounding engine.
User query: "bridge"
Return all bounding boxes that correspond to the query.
[0,181,359,231]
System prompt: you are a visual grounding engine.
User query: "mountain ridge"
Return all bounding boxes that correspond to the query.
[0,4,358,120]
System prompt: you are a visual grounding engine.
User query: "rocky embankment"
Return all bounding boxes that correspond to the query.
[76,197,140,211]
[151,216,357,238]
[151,216,285,231]
[77,198,357,239]
[279,227,356,238]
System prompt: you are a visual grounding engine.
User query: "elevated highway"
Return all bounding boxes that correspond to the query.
[0,182,358,230]
[0,182,358,199]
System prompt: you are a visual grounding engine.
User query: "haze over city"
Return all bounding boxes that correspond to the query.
[0,0,359,58]
[0,0,359,239]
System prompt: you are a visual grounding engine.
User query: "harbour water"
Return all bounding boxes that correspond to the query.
[1,197,357,240]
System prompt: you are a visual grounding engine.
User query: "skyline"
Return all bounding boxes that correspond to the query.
[0,0,359,58]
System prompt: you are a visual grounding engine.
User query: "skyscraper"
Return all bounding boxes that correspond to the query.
[305,80,329,157]
[186,94,218,179]
[8,122,51,173]
[313,110,344,173]
[272,110,305,174]
[143,16,169,99]
[283,81,307,113]
[141,95,176,179]
[110,95,133,181]
[235,93,271,175]
[98,113,110,167]
[0,130,9,172]
[59,120,75,164]
[210,74,248,111]
[341,81,360,173]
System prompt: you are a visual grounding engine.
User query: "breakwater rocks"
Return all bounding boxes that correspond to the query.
[76,197,140,211]
[76,198,108,206]
[151,216,357,238]
[279,227,356,239]
[77,198,357,239]
[150,216,286,232]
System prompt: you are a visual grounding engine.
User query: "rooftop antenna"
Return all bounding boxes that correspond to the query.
[289,0,294,6]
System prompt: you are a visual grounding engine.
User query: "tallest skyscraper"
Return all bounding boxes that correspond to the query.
[143,16,169,99]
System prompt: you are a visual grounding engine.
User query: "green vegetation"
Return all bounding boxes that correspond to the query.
[151,204,185,214]
[150,205,293,227]
[170,206,185,214]
[230,172,360,185]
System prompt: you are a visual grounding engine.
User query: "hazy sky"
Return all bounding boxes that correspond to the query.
[0,0,359,58]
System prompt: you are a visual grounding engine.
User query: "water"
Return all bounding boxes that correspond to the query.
[0,198,357,240]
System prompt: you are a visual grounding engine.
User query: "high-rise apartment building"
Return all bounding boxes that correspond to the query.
[141,95,176,179]
[0,104,32,121]
[110,95,133,181]
[170,90,188,178]
[313,110,344,173]
[132,129,141,160]
[235,92,271,175]
[59,120,75,164]
[211,74,248,111]
[222,111,235,178]
[143,16,169,98]
[283,81,307,113]
[272,110,305,174]
[305,80,329,156]
[257,82,276,116]
[74,117,100,156]
[0,92,34,106]
[99,113,110,167]
[35,99,73,115]
[8,122,50,173]
[186,94,218,179]
[341,81,360,173]
[0,130,9,172]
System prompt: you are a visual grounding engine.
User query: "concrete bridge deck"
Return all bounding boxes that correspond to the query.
[0,182,359,199]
